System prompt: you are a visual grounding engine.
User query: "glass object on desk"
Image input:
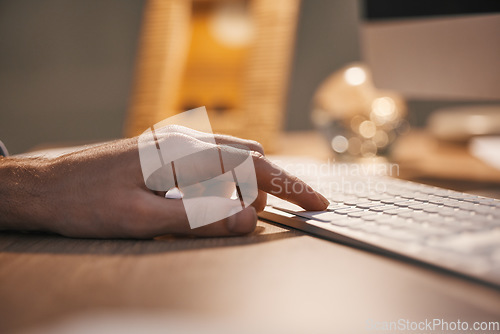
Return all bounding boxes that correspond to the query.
[312,63,408,161]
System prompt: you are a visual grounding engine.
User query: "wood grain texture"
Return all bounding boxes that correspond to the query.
[1,220,500,334]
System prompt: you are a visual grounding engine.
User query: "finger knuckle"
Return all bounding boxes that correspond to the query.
[247,140,264,155]
[250,150,265,162]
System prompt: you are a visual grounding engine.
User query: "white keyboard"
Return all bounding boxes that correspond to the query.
[261,174,500,288]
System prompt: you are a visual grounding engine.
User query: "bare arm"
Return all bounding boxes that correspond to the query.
[0,134,328,239]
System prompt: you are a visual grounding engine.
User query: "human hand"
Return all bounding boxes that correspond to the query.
[0,128,328,238]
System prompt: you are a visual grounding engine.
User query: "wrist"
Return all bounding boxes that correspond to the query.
[0,157,55,232]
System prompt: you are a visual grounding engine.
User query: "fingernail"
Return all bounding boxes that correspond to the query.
[227,207,257,234]
[317,192,330,206]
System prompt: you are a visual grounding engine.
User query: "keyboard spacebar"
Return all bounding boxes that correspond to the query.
[272,206,344,222]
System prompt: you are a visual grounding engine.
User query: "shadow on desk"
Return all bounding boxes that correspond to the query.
[2,220,500,334]
[0,223,300,256]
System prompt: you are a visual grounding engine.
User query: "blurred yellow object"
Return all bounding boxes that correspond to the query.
[125,0,300,152]
[312,63,407,160]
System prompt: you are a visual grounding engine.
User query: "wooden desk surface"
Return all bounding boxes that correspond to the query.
[2,222,500,334]
[2,131,500,333]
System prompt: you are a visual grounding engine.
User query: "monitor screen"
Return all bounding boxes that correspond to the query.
[361,0,500,100]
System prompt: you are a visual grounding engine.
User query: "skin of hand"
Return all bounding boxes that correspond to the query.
[0,130,329,239]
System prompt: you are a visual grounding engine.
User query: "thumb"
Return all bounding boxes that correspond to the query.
[136,192,258,237]
[225,206,258,235]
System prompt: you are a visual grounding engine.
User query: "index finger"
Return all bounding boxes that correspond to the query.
[251,152,329,211]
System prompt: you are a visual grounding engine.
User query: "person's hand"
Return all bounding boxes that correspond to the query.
[0,128,329,238]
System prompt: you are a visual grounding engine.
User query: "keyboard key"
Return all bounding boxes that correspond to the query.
[342,198,365,206]
[289,210,344,222]
[457,202,478,211]
[329,218,364,227]
[423,205,441,214]
[395,210,415,219]
[327,204,349,211]
[441,200,462,208]
[356,202,384,209]
[400,193,418,199]
[414,196,431,202]
[428,198,446,205]
[384,209,408,215]
[359,213,382,221]
[408,204,427,210]
[370,205,398,212]
[272,207,343,222]
[334,208,364,215]
[437,207,458,216]
[393,200,416,207]
[347,210,374,218]
[455,194,481,203]
[462,197,481,204]
[329,194,349,203]
[381,198,402,204]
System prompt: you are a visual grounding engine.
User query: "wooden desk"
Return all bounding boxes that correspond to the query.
[2,225,500,334]
[2,131,500,333]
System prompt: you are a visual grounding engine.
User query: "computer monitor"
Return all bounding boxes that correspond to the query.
[361,0,500,101]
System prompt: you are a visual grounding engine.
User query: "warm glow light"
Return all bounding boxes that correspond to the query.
[372,97,396,118]
[210,2,254,47]
[331,135,348,153]
[344,67,366,86]
[359,120,376,138]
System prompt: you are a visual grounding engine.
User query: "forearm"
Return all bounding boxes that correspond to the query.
[0,156,54,232]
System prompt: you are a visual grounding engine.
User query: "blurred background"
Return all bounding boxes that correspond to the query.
[0,0,143,154]
[0,0,499,158]
[0,0,363,154]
